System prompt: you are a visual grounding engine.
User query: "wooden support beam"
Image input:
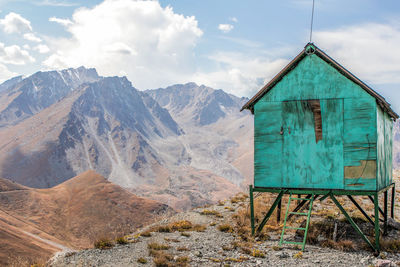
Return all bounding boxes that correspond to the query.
[347,195,375,227]
[256,191,285,234]
[249,185,255,235]
[384,191,388,236]
[330,194,376,252]
[391,185,395,219]
[368,195,384,217]
[277,198,281,223]
[374,193,380,253]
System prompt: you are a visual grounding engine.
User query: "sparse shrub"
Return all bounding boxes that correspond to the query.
[176,256,190,263]
[157,225,172,233]
[65,251,76,257]
[192,224,207,232]
[218,224,233,233]
[252,249,265,258]
[321,239,355,252]
[222,245,232,251]
[241,247,252,255]
[200,209,221,216]
[210,222,216,226]
[181,232,190,237]
[230,193,248,204]
[177,246,189,251]
[218,200,225,206]
[164,237,180,243]
[380,239,400,252]
[148,242,170,250]
[224,256,249,262]
[271,245,282,251]
[209,258,222,262]
[153,251,173,267]
[293,251,303,259]
[137,257,148,264]
[140,230,152,237]
[170,220,192,231]
[256,231,270,241]
[94,237,114,249]
[115,236,128,245]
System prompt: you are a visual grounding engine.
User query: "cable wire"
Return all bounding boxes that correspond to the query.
[309,0,315,43]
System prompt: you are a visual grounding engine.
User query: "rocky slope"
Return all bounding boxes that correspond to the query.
[146,83,254,188]
[49,185,400,267]
[0,171,171,266]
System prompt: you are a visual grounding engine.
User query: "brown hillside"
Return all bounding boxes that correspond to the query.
[0,170,173,266]
[0,177,28,192]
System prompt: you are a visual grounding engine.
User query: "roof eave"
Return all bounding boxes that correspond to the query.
[241,44,399,120]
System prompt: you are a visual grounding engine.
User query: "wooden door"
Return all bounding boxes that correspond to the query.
[281,99,344,189]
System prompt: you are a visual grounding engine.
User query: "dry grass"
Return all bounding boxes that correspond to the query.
[148,242,171,250]
[140,230,152,237]
[137,257,148,264]
[153,251,173,267]
[380,239,400,253]
[192,224,207,232]
[115,236,128,245]
[252,249,266,258]
[200,209,223,217]
[230,193,248,204]
[170,220,192,231]
[321,239,356,252]
[293,251,303,259]
[218,224,234,233]
[94,237,114,249]
[177,246,190,251]
[181,232,190,237]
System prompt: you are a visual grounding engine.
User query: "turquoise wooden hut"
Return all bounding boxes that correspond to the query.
[242,43,397,253]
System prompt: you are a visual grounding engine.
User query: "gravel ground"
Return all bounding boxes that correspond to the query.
[49,199,400,267]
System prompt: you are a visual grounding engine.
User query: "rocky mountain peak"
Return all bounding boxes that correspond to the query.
[146,83,247,126]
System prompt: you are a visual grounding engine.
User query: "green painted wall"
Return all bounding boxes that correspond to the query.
[377,107,393,189]
[253,53,392,191]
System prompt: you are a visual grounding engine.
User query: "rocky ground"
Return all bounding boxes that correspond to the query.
[49,192,400,267]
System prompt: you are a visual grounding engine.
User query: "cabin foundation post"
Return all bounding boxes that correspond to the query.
[391,184,395,218]
[249,185,255,236]
[374,193,380,253]
[277,198,281,223]
[384,191,388,236]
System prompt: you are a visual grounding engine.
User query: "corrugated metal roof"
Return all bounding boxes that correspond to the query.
[241,43,399,120]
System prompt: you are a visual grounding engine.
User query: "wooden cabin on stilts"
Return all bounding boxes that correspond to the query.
[242,43,398,253]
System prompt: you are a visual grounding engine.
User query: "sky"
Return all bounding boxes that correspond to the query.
[0,0,400,112]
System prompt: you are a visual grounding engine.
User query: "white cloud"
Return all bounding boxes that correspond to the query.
[0,12,32,34]
[49,16,73,26]
[229,17,238,23]
[43,0,203,89]
[314,22,400,84]
[191,52,288,97]
[0,43,35,65]
[218,24,234,33]
[0,63,17,83]
[23,44,31,50]
[35,0,79,7]
[23,33,42,42]
[34,44,50,54]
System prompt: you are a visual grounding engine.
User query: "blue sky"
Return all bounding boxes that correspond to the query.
[0,0,400,111]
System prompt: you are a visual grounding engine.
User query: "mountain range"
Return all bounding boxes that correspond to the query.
[0,67,253,210]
